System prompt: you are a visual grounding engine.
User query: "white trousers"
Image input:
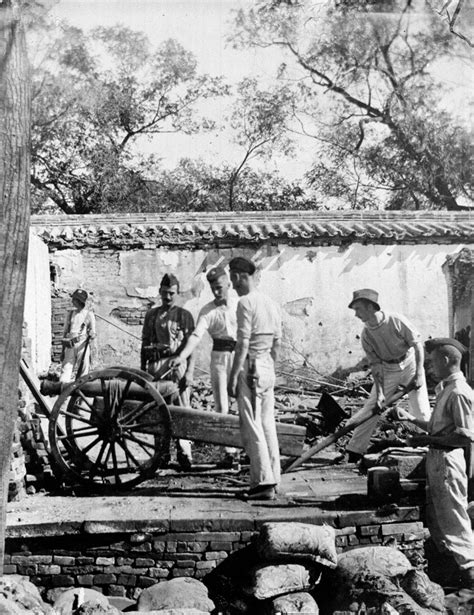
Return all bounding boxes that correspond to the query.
[210,350,236,454]
[347,356,431,455]
[237,353,280,488]
[426,448,474,570]
[60,339,91,384]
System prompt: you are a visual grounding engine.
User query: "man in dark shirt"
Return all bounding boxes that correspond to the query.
[141,273,195,469]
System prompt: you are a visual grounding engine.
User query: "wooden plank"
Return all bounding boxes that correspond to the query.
[20,359,53,418]
[167,405,305,457]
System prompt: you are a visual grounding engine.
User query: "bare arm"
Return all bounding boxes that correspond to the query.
[228,338,250,398]
[412,341,425,388]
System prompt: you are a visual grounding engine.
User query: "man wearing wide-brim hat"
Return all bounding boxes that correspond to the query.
[60,288,96,384]
[345,288,431,461]
[399,338,474,589]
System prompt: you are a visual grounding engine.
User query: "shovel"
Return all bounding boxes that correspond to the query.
[282,380,417,473]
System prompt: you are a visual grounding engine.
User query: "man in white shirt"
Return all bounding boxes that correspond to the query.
[346,288,431,461]
[228,256,282,500]
[170,266,239,466]
[402,338,474,589]
[60,289,96,384]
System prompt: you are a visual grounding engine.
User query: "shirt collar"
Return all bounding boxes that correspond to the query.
[435,371,466,393]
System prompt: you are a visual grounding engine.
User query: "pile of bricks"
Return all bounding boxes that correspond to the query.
[20,414,54,495]
[9,417,26,502]
[51,294,70,362]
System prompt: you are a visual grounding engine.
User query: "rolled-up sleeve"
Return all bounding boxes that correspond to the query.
[449,393,474,441]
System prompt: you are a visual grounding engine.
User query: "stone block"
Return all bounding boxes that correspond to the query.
[359,525,380,536]
[108,585,126,597]
[96,556,115,566]
[28,555,53,564]
[335,526,357,536]
[210,541,232,551]
[130,543,152,553]
[51,575,75,587]
[148,568,170,579]
[53,556,75,566]
[3,564,17,574]
[174,560,197,568]
[93,573,117,585]
[136,558,155,567]
[195,560,217,570]
[177,541,208,554]
[77,575,94,586]
[381,522,424,536]
[335,536,348,547]
[138,576,156,588]
[204,551,227,561]
[38,565,61,575]
[152,541,166,553]
[116,557,134,566]
[173,553,200,562]
[117,574,137,587]
[347,535,359,546]
[171,568,195,578]
[166,542,177,553]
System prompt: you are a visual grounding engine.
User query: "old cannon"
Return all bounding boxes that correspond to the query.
[39,366,306,492]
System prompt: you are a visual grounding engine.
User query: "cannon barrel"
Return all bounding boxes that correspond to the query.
[40,377,177,400]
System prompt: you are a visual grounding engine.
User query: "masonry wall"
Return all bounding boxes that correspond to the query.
[4,511,425,601]
[48,242,465,376]
[24,232,52,373]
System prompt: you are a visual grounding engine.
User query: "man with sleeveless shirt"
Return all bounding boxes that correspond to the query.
[170,265,239,467]
[345,289,431,461]
[141,273,194,469]
[228,256,282,500]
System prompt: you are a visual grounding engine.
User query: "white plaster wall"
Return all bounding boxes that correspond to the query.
[24,232,51,372]
[50,242,468,376]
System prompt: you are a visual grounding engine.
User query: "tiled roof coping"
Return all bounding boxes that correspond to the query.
[31,210,474,249]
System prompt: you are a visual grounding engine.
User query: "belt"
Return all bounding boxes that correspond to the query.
[383,352,409,364]
[212,339,236,352]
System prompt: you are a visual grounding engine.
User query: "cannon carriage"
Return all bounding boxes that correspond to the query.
[39,366,306,492]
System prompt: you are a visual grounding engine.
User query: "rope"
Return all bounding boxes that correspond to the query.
[95,313,142,341]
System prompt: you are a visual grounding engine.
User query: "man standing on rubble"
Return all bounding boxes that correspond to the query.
[141,273,194,470]
[402,338,474,589]
[228,256,282,500]
[345,289,431,462]
[170,265,239,468]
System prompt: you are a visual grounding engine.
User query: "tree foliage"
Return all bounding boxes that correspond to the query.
[95,158,320,213]
[232,0,473,210]
[29,23,226,214]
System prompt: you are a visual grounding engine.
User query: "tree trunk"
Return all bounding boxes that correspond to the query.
[0,0,31,568]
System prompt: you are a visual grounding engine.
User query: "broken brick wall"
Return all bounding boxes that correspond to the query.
[31,212,474,377]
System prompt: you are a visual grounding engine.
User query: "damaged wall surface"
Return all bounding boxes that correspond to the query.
[31,211,474,377]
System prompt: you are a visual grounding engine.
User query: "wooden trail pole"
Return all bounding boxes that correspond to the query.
[283,383,416,473]
[0,0,30,569]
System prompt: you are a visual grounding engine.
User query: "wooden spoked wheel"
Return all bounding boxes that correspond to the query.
[49,368,172,491]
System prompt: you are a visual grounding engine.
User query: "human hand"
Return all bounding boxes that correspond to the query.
[413,372,424,390]
[390,406,416,422]
[169,356,185,369]
[228,375,238,398]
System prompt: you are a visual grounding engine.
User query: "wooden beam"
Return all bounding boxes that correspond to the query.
[166,405,306,457]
